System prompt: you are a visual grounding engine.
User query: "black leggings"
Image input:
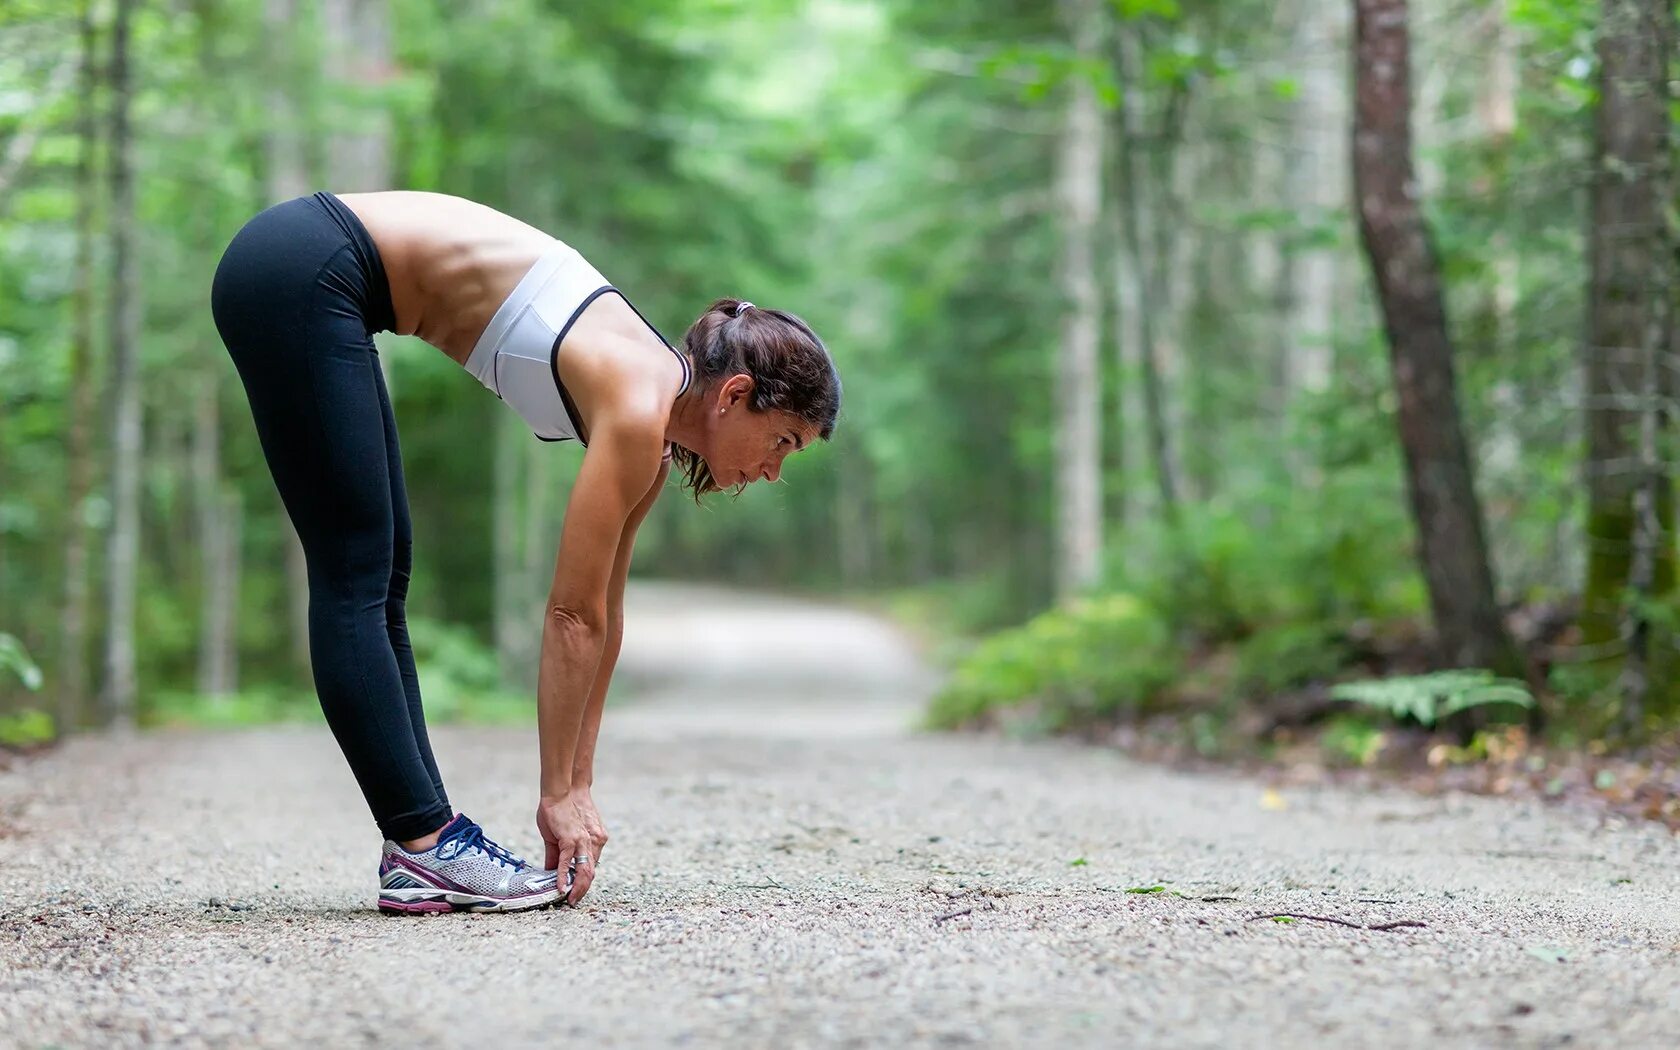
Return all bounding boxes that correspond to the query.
[211,191,452,843]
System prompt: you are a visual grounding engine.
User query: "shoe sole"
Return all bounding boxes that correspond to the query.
[378,887,561,915]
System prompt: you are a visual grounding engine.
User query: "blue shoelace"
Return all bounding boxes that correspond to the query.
[446,821,524,870]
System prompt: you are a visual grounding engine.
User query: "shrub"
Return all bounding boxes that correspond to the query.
[925,592,1179,730]
[1232,622,1350,697]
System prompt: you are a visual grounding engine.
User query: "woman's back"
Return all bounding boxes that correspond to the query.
[336,190,556,363]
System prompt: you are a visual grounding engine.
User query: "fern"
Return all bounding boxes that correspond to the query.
[0,633,42,692]
[1330,670,1533,727]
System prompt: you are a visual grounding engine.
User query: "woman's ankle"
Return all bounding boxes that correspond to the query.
[398,817,452,853]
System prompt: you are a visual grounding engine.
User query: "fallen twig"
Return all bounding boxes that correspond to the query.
[1249,912,1427,933]
[934,907,974,923]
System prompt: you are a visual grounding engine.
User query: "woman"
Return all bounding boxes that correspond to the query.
[210,190,840,914]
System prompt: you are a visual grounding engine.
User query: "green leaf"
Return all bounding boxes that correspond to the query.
[0,633,42,692]
[1112,0,1181,20]
[1126,885,1166,894]
[1271,916,1297,924]
[1330,671,1534,728]
[1069,857,1089,867]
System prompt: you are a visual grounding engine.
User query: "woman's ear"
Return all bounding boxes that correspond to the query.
[723,373,754,410]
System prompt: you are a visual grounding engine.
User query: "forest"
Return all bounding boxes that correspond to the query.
[1,0,1675,769]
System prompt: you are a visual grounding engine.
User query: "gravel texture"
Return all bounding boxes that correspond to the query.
[3,582,1680,1049]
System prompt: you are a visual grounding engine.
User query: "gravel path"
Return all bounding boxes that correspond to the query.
[4,582,1680,1049]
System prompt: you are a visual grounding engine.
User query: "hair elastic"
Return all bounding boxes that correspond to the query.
[735,301,755,316]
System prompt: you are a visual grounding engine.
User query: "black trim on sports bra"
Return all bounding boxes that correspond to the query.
[541,284,692,448]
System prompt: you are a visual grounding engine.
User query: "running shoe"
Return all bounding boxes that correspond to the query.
[377,812,563,914]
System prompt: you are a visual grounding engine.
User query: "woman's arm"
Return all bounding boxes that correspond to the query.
[569,454,670,788]
[537,404,666,803]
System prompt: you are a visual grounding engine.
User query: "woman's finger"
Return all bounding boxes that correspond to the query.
[567,844,596,905]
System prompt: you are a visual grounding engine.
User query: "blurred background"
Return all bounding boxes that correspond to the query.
[0,0,1670,756]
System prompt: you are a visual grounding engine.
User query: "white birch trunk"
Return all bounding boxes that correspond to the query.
[101,0,141,731]
[1053,0,1105,600]
[1288,0,1349,398]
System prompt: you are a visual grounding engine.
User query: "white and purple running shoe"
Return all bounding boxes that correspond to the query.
[377,813,562,914]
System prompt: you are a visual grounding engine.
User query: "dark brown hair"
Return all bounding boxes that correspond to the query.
[669,298,840,501]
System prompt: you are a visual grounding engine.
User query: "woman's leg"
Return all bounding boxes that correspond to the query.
[212,201,453,845]
[371,353,449,813]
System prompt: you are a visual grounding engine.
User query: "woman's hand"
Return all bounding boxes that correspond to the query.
[537,788,609,905]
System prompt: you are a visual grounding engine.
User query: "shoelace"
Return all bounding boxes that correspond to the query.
[447,822,525,870]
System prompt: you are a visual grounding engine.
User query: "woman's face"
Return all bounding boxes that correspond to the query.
[704,374,819,490]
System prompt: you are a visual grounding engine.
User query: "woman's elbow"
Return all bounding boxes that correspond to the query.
[548,601,607,638]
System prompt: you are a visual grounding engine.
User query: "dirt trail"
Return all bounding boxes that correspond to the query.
[3,581,1678,1048]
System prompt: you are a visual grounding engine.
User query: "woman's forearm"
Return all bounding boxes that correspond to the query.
[537,614,607,799]
[569,611,624,788]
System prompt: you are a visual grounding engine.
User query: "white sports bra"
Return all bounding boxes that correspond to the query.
[461,237,692,450]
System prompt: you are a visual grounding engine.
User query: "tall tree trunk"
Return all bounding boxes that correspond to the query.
[101,0,141,731]
[322,0,395,390]
[496,413,561,693]
[1474,0,1526,581]
[187,3,241,703]
[1250,105,1290,423]
[194,376,239,698]
[1351,0,1521,675]
[1583,0,1676,726]
[322,0,392,192]
[1103,91,1140,558]
[1115,27,1180,526]
[265,0,317,680]
[493,411,523,689]
[493,411,547,695]
[1102,169,1133,536]
[1052,0,1105,600]
[1286,0,1347,400]
[59,0,100,732]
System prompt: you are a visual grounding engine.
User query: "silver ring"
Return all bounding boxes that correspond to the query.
[572,855,591,865]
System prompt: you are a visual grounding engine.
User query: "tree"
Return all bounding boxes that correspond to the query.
[1351,0,1521,675]
[266,0,317,681]
[58,0,101,730]
[101,0,141,730]
[1582,0,1676,726]
[1052,0,1105,599]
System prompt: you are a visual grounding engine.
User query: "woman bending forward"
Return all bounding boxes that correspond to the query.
[210,190,840,913]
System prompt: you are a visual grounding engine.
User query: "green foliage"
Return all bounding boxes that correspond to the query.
[1109,457,1422,646]
[140,617,533,729]
[1232,623,1350,697]
[924,593,1180,730]
[1318,714,1386,768]
[1331,671,1535,728]
[1111,0,1181,20]
[880,573,1026,642]
[143,686,322,729]
[0,708,55,748]
[0,633,43,692]
[407,617,532,725]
